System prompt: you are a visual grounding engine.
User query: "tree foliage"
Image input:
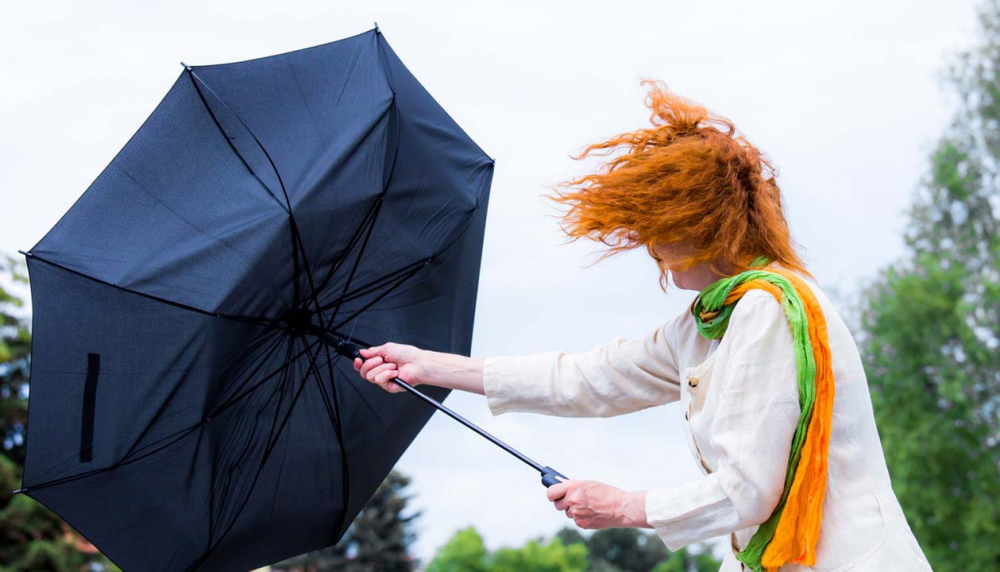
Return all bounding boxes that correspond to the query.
[429,526,719,572]
[491,536,589,572]
[428,527,588,572]
[858,1,1000,569]
[0,256,29,467]
[425,527,491,572]
[583,528,669,572]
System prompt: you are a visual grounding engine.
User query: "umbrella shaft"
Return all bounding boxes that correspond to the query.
[317,331,546,474]
[389,376,545,473]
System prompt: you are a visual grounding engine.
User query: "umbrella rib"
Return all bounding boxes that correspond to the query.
[42,332,279,471]
[185,69,295,211]
[183,70,288,213]
[210,338,295,546]
[186,68,315,311]
[321,95,400,324]
[20,338,318,495]
[329,262,428,331]
[112,162,288,306]
[186,338,331,572]
[208,386,266,545]
[205,338,320,420]
[25,253,283,330]
[316,257,429,313]
[117,331,285,465]
[317,158,492,328]
[289,211,331,334]
[198,333,288,429]
[325,196,385,324]
[307,344,342,433]
[295,93,398,311]
[300,195,381,309]
[282,86,399,326]
[328,184,489,324]
[310,342,353,540]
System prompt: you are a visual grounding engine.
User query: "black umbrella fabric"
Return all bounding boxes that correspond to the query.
[18,27,501,571]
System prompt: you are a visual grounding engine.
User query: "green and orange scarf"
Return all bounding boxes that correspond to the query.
[691,259,834,572]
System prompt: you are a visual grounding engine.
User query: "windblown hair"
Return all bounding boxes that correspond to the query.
[546,79,809,290]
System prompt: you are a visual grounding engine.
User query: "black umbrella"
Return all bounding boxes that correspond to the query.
[17,26,564,571]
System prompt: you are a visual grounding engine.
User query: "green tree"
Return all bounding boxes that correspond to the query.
[490,536,589,572]
[425,527,490,572]
[649,547,720,572]
[273,470,420,571]
[432,526,719,572]
[858,1,1000,570]
[581,528,667,572]
[428,528,588,572]
[554,527,719,572]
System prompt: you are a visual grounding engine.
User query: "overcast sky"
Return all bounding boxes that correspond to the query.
[1,0,981,564]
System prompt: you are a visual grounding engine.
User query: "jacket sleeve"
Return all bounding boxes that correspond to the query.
[644,290,802,550]
[481,315,683,418]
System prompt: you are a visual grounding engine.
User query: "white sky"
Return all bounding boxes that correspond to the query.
[1,0,980,564]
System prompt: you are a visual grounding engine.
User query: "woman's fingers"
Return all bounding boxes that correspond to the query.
[375,371,405,393]
[352,342,422,393]
[359,356,390,379]
[355,353,403,392]
[546,481,570,502]
[358,344,389,361]
[369,363,398,383]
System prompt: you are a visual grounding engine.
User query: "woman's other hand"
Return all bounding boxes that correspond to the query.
[547,479,650,530]
[353,343,425,393]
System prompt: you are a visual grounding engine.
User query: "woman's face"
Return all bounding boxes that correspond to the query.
[651,241,731,291]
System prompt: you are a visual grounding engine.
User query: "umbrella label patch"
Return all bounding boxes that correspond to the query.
[79,353,100,463]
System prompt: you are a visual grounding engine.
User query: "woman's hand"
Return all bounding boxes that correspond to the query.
[352,343,426,393]
[354,344,486,395]
[547,479,650,530]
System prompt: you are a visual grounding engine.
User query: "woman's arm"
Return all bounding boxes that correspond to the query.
[538,291,800,537]
[353,345,486,394]
[354,314,684,418]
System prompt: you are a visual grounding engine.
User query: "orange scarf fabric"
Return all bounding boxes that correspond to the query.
[693,266,834,571]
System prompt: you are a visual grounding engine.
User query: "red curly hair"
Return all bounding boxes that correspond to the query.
[546,79,809,290]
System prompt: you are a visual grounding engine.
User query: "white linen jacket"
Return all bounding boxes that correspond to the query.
[482,268,932,571]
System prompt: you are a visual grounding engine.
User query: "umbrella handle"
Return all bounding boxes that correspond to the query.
[541,466,568,488]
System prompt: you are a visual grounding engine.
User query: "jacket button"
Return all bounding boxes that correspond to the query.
[688,377,699,388]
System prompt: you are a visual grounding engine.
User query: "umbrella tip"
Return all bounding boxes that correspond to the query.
[180,61,192,71]
[17,250,31,258]
[374,21,380,34]
[12,488,26,495]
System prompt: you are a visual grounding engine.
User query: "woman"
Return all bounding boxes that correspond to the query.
[352,81,931,572]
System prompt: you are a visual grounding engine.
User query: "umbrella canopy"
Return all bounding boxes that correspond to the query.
[20,27,494,571]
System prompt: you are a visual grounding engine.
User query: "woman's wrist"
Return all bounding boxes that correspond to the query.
[418,349,485,395]
[616,490,651,528]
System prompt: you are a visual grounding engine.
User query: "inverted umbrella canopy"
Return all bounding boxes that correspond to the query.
[18,27,513,571]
